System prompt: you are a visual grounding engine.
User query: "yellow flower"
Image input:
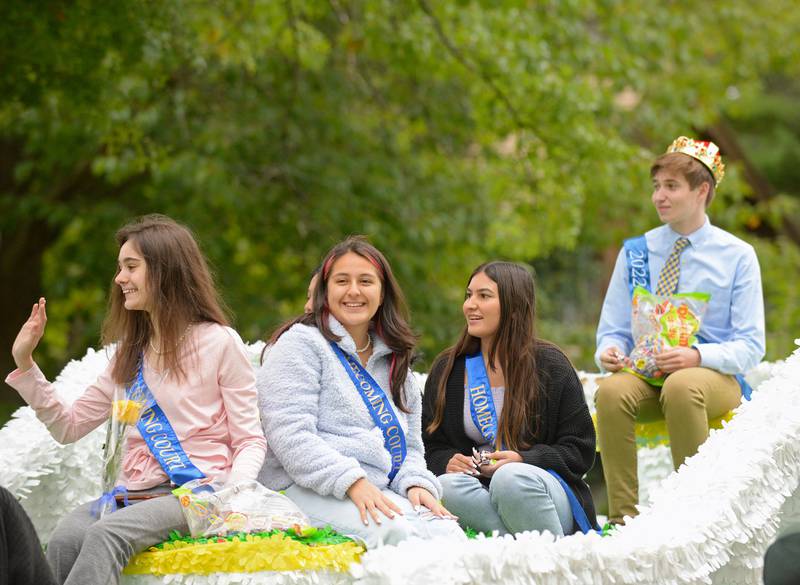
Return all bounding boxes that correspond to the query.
[113,399,144,425]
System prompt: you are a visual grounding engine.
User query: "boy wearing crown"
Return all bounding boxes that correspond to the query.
[594,136,766,525]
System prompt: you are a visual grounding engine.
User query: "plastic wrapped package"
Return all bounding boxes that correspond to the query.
[174,479,310,537]
[623,286,710,385]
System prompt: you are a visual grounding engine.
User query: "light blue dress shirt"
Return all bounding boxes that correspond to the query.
[595,217,766,375]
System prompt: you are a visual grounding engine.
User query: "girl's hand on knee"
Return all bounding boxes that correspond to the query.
[12,298,47,372]
[346,478,403,526]
[446,453,478,475]
[407,487,457,519]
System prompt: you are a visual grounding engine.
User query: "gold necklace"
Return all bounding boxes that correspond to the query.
[149,324,193,355]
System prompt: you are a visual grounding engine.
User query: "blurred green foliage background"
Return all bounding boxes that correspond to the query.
[2,1,799,423]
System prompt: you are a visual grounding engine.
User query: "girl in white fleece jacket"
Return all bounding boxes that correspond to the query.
[257,237,463,547]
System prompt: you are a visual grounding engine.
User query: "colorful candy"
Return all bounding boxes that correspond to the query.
[623,286,710,386]
[174,479,311,538]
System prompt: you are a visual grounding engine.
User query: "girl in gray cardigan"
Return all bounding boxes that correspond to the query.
[258,237,463,547]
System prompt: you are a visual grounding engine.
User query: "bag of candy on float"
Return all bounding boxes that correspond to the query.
[622,286,711,385]
[172,479,311,537]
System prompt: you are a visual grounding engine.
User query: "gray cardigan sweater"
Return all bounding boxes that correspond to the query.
[257,317,441,500]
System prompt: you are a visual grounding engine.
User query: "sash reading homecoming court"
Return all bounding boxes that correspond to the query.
[94,361,207,515]
[131,363,208,485]
[330,342,407,481]
[465,352,598,534]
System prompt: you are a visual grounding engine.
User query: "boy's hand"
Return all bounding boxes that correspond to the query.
[599,347,629,372]
[655,347,701,373]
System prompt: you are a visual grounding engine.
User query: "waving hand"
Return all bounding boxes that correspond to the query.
[12,298,47,372]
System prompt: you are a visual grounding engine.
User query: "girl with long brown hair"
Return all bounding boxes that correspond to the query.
[6,215,266,584]
[422,261,598,536]
[257,236,463,547]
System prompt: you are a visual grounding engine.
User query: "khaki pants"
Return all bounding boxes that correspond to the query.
[595,368,741,524]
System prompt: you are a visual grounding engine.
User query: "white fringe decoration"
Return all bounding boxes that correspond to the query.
[2,339,798,585]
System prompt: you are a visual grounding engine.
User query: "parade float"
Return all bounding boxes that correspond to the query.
[1,339,798,585]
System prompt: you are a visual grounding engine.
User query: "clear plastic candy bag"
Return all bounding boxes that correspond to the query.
[173,479,310,537]
[623,286,711,386]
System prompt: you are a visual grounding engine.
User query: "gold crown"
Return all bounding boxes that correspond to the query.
[666,136,725,186]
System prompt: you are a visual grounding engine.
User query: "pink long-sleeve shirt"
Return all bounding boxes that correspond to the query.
[6,323,266,490]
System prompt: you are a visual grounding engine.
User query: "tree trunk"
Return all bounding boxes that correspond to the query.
[0,218,58,407]
[708,121,800,246]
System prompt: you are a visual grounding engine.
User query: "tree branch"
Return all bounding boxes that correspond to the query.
[416,0,525,130]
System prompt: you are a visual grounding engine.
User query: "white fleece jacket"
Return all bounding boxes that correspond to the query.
[256,316,441,501]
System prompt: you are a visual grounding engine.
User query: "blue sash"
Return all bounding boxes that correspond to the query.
[735,374,752,401]
[330,342,407,481]
[624,236,751,400]
[546,470,600,534]
[130,364,208,486]
[623,235,651,297]
[464,353,596,532]
[465,353,500,447]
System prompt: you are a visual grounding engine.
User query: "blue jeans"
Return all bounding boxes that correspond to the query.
[439,462,573,536]
[285,484,465,548]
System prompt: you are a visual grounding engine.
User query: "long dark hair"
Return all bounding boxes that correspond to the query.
[102,214,229,384]
[426,261,541,450]
[271,236,417,412]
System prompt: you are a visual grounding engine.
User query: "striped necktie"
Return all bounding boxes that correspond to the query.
[655,237,690,296]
